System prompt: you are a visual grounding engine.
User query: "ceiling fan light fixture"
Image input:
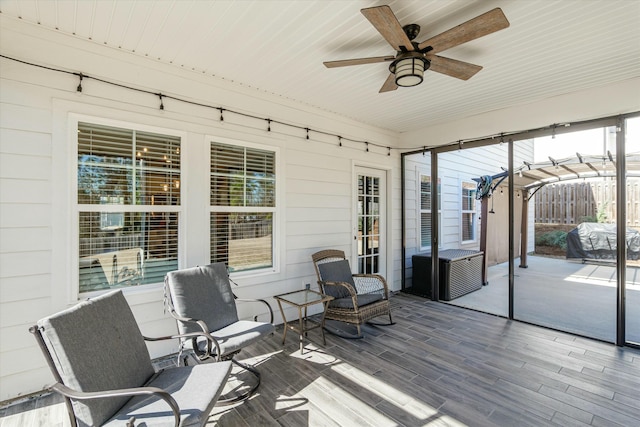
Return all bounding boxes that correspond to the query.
[390,54,430,87]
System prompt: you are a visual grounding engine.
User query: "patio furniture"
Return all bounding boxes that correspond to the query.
[311,249,393,338]
[274,289,334,354]
[30,289,232,427]
[164,263,275,404]
[412,249,484,300]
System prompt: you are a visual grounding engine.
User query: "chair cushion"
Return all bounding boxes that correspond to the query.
[317,260,355,299]
[103,361,232,427]
[37,290,155,427]
[191,320,276,356]
[166,263,239,334]
[329,292,384,309]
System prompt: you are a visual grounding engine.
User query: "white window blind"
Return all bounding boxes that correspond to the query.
[210,142,275,272]
[461,181,477,242]
[420,175,441,249]
[77,122,181,293]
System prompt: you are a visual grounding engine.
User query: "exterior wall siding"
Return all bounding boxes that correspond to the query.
[0,18,399,401]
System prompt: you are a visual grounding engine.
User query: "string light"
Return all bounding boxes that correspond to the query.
[5,54,590,156]
[306,128,309,140]
[387,147,391,156]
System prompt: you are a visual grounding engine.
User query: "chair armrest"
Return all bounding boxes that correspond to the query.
[51,382,181,427]
[235,298,274,323]
[352,274,390,297]
[318,280,358,308]
[161,309,223,361]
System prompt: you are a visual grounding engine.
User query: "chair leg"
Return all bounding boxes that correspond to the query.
[215,358,261,406]
[365,312,395,327]
[323,320,364,339]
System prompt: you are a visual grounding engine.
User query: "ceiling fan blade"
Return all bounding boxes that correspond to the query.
[324,56,395,68]
[427,55,483,80]
[379,73,398,93]
[418,8,510,54]
[361,5,414,52]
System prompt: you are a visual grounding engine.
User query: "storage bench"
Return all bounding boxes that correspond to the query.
[411,249,484,301]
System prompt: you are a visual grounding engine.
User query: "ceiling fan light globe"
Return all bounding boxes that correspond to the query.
[394,57,426,87]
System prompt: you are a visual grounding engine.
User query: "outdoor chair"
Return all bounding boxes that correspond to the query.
[164,263,275,404]
[30,289,232,427]
[311,249,393,338]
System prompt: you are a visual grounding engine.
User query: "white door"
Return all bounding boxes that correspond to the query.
[354,167,386,276]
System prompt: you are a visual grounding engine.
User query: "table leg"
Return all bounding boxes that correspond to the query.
[276,299,287,345]
[298,306,304,354]
[320,300,330,345]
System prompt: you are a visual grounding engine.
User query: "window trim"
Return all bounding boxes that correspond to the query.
[418,169,441,251]
[208,136,281,278]
[70,114,187,300]
[460,180,478,244]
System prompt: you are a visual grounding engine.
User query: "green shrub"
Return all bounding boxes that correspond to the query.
[535,230,568,250]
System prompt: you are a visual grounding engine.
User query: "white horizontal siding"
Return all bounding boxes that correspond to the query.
[0,18,399,401]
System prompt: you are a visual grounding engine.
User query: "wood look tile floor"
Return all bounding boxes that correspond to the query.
[2,293,640,426]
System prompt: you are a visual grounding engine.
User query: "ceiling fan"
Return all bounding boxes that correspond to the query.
[323,5,510,93]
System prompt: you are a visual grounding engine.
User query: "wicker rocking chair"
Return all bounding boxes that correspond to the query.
[311,249,393,338]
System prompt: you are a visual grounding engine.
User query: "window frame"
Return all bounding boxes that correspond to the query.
[208,137,280,277]
[70,115,186,300]
[460,180,478,244]
[418,170,441,251]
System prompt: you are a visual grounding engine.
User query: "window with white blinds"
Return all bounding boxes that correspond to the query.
[420,174,441,250]
[461,181,478,243]
[210,141,275,272]
[77,122,181,294]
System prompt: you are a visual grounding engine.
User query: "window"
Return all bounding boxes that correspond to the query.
[210,141,276,273]
[461,181,478,243]
[419,174,441,250]
[77,122,181,294]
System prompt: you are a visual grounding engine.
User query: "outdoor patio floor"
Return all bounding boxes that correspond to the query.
[448,255,640,344]
[2,293,640,426]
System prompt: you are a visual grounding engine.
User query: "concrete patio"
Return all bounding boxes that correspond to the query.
[448,255,640,344]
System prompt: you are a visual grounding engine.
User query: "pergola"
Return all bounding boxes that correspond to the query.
[475,151,640,284]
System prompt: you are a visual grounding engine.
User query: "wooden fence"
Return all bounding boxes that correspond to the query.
[534,179,640,226]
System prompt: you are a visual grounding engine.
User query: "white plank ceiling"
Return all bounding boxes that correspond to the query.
[1,0,639,133]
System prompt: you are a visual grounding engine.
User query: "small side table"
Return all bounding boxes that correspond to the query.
[274,289,334,354]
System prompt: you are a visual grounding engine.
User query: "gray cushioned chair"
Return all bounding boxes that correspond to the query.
[164,263,275,404]
[312,249,393,338]
[30,289,232,427]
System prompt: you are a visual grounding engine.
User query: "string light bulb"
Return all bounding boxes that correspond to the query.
[76,73,83,92]
[158,94,164,110]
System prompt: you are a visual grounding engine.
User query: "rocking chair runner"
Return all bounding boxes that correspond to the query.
[164,263,275,404]
[30,289,232,427]
[311,249,393,338]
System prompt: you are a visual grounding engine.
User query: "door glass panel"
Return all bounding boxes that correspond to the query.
[357,174,381,274]
[435,145,510,316]
[515,127,617,342]
[626,116,640,345]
